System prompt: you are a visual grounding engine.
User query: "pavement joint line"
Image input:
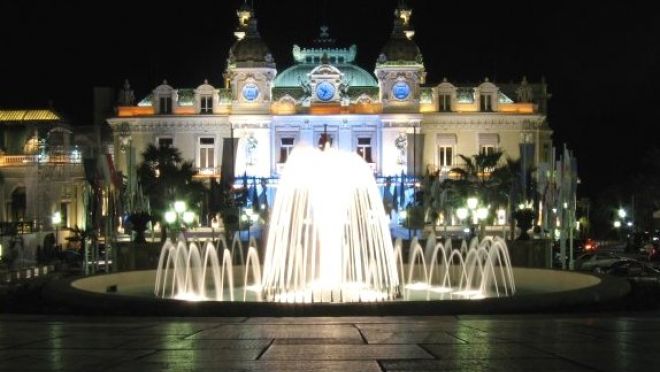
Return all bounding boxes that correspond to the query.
[521,341,605,372]
[255,338,275,360]
[130,349,162,361]
[355,324,369,344]
[413,343,438,360]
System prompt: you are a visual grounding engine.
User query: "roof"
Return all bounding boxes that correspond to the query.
[274,63,378,88]
[0,109,60,122]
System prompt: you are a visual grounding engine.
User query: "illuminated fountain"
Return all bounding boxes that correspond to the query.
[154,146,516,303]
[261,146,399,302]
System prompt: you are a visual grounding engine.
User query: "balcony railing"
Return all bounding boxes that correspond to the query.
[0,153,82,167]
[194,167,220,178]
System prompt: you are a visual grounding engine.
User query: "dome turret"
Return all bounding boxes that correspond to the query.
[377,2,423,65]
[228,18,275,68]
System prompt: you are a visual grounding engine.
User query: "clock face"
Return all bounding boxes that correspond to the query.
[242,84,260,101]
[392,81,411,100]
[315,81,336,102]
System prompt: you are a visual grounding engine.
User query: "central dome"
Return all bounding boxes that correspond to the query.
[274,64,377,88]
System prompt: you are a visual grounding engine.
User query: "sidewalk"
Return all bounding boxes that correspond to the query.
[1,312,658,371]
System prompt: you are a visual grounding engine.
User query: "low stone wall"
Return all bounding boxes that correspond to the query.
[45,267,631,316]
[507,239,552,268]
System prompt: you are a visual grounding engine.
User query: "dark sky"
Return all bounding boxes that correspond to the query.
[1,0,658,198]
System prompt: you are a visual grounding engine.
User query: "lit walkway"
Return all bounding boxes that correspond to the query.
[0,313,657,371]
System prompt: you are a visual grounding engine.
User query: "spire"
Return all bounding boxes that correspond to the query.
[117,79,135,106]
[235,0,254,40]
[395,0,414,39]
[314,25,336,46]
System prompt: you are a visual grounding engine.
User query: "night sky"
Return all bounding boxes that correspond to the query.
[1,0,657,199]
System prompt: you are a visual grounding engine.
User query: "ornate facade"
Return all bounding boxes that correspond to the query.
[108,2,552,217]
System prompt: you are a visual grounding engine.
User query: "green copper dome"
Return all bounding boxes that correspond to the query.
[274,64,377,88]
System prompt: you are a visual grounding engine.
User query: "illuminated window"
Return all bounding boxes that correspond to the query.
[198,137,215,170]
[480,145,496,155]
[200,95,213,114]
[480,94,492,112]
[439,94,451,112]
[279,137,295,163]
[159,96,172,114]
[357,137,373,163]
[478,134,499,155]
[157,137,173,148]
[438,146,453,167]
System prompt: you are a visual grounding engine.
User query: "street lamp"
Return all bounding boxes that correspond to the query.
[174,201,187,214]
[456,199,490,240]
[467,197,478,210]
[618,208,627,219]
[399,210,410,240]
[52,211,62,249]
[182,211,195,225]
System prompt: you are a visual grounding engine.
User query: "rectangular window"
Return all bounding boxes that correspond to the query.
[200,95,213,114]
[279,137,295,163]
[439,94,451,112]
[438,146,453,167]
[157,137,173,148]
[357,137,373,163]
[199,137,215,170]
[480,145,496,155]
[159,96,172,114]
[480,94,492,112]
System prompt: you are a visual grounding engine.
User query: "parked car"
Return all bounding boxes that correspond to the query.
[574,252,630,272]
[647,241,660,263]
[607,260,660,283]
[552,238,599,268]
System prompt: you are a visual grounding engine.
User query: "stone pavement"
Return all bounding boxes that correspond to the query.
[0,313,658,371]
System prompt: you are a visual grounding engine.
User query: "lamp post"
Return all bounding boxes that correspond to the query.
[399,210,409,240]
[456,199,490,240]
[52,211,62,250]
[164,200,196,241]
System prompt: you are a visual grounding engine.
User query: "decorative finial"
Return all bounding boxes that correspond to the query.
[204,78,209,85]
[484,77,489,83]
[442,77,448,83]
[163,79,168,85]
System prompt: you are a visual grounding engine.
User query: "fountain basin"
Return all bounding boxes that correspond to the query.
[45,267,630,316]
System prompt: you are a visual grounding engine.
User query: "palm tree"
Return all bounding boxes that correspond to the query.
[137,144,206,242]
[490,157,538,239]
[446,150,507,209]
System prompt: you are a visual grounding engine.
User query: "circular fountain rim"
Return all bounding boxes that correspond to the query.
[45,268,631,317]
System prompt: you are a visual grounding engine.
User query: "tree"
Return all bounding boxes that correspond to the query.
[434,151,538,239]
[137,144,206,242]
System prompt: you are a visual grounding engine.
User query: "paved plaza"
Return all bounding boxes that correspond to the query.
[0,312,658,371]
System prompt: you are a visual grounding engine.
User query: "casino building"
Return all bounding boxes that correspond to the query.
[108,1,553,226]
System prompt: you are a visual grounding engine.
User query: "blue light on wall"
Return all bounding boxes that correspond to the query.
[242,84,260,101]
[392,82,411,100]
[315,81,336,101]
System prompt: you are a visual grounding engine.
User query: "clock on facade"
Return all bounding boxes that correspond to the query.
[315,81,336,102]
[242,84,260,101]
[392,81,411,100]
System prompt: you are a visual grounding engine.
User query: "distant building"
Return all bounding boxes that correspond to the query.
[0,109,87,233]
[108,2,553,226]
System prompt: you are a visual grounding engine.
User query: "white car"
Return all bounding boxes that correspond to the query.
[574,253,631,272]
